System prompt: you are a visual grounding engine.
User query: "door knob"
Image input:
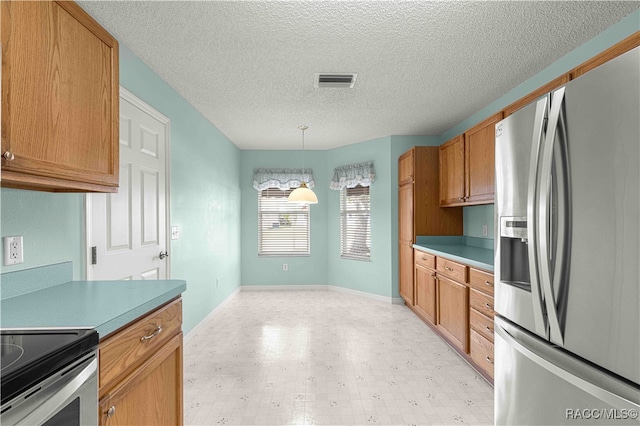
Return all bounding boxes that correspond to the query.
[159,251,169,260]
[3,151,15,161]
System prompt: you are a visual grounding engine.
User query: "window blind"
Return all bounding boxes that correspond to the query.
[258,188,310,256]
[340,185,371,260]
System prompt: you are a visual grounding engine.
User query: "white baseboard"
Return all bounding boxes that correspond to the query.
[327,285,395,304]
[241,284,328,291]
[184,286,241,344]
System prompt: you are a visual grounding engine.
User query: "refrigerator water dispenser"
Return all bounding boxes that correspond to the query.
[499,216,530,291]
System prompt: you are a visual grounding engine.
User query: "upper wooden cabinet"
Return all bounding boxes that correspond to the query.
[438,135,464,206]
[439,112,503,207]
[1,0,119,192]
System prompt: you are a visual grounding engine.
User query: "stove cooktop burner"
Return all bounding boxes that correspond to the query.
[0,329,98,406]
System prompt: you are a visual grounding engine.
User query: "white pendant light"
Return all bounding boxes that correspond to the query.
[288,125,318,204]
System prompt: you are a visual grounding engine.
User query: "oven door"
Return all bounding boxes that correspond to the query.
[1,353,98,426]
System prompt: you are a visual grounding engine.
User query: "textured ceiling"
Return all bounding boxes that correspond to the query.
[79,1,639,150]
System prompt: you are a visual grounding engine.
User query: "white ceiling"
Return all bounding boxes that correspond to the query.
[80,1,639,150]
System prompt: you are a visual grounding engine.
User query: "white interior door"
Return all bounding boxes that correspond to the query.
[87,88,170,280]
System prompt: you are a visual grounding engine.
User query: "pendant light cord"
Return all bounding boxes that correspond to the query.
[299,125,308,180]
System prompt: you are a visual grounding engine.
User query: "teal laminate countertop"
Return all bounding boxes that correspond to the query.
[413,236,495,272]
[1,279,186,338]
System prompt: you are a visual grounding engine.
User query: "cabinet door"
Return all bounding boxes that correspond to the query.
[415,264,437,325]
[398,183,414,243]
[464,112,502,204]
[437,275,469,353]
[398,149,414,185]
[399,242,414,305]
[99,334,183,426]
[1,1,119,192]
[439,135,465,206]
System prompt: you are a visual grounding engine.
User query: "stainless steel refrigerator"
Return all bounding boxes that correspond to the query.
[494,46,640,425]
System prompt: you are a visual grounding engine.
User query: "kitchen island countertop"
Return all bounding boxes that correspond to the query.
[1,279,186,339]
[413,236,494,272]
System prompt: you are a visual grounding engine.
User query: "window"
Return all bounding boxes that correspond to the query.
[340,185,371,260]
[258,188,310,256]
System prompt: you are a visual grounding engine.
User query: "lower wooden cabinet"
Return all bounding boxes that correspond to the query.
[408,249,495,383]
[436,275,469,353]
[99,334,183,425]
[414,264,437,325]
[98,298,183,425]
[399,243,415,305]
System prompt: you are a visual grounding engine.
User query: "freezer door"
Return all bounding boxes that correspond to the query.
[495,316,640,426]
[495,98,548,339]
[544,46,640,384]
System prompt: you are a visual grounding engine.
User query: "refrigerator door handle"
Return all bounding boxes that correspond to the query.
[527,97,549,337]
[538,87,566,345]
[495,316,640,410]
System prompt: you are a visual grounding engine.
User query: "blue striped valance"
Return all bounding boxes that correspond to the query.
[253,168,315,191]
[330,161,376,190]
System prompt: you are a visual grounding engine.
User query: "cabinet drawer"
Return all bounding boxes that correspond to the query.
[99,299,182,394]
[414,250,435,270]
[470,308,494,342]
[468,268,494,296]
[470,289,494,318]
[436,257,467,283]
[470,329,494,378]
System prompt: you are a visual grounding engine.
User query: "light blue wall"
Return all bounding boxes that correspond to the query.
[1,190,85,280]
[119,45,241,334]
[326,137,392,297]
[463,205,495,239]
[240,150,329,286]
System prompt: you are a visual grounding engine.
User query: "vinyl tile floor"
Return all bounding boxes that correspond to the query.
[183,290,494,426]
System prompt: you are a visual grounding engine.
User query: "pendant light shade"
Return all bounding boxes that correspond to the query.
[288,125,318,204]
[289,182,318,204]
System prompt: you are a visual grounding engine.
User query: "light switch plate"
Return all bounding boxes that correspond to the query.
[171,226,180,240]
[4,236,24,265]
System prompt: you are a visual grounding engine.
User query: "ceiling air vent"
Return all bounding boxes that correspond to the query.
[314,73,358,88]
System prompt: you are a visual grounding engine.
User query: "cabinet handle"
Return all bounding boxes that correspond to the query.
[431,273,437,278]
[107,406,116,418]
[485,326,492,332]
[458,197,464,201]
[421,255,428,260]
[445,266,454,271]
[140,325,162,342]
[484,280,493,286]
[485,303,492,309]
[485,356,494,365]
[3,151,15,161]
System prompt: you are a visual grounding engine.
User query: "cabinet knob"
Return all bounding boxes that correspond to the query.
[485,356,494,365]
[431,273,437,278]
[458,197,464,201]
[445,266,454,272]
[107,406,116,418]
[3,151,15,161]
[485,303,492,309]
[484,280,493,287]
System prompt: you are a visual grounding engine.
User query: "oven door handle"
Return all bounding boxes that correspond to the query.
[17,358,97,426]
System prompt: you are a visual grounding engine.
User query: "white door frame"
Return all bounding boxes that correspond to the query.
[84,86,172,280]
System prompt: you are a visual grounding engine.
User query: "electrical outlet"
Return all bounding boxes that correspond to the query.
[171,226,180,240]
[4,236,24,266]
[283,263,288,271]
[482,225,488,237]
